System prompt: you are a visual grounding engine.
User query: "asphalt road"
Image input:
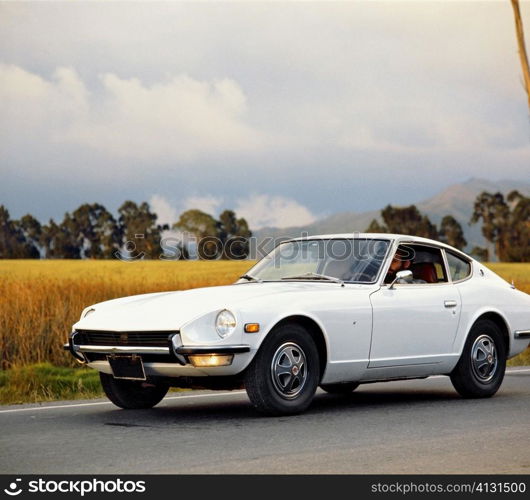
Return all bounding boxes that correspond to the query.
[1,368,529,474]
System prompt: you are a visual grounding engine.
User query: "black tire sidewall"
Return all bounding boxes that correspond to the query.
[100,372,169,409]
[451,319,506,397]
[245,323,320,415]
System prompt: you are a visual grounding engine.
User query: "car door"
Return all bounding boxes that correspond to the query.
[368,245,461,368]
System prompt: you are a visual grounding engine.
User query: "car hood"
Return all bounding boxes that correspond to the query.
[73,282,374,332]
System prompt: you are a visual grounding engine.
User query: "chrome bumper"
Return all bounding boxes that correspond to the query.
[64,334,250,364]
[76,345,170,355]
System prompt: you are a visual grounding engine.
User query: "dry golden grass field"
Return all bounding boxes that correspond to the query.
[0,260,529,403]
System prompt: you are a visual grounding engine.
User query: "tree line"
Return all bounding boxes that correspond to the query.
[1,190,528,261]
[365,190,529,262]
[0,201,252,260]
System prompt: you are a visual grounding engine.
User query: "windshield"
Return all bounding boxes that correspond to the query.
[243,238,391,283]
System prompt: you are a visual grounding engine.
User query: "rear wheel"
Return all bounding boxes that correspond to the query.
[450,319,506,398]
[320,382,360,395]
[100,372,169,409]
[244,323,320,416]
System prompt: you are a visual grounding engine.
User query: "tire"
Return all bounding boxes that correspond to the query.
[320,382,360,395]
[99,372,169,409]
[244,323,320,416]
[450,319,506,398]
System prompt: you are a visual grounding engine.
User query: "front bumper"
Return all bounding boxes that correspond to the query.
[63,330,252,376]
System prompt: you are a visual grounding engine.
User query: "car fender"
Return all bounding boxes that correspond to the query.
[452,305,512,359]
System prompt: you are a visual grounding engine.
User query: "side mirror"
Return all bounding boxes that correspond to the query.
[389,270,413,289]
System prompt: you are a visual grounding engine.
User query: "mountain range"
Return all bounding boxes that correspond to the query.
[253,178,530,253]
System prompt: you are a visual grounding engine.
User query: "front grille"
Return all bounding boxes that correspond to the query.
[73,330,177,347]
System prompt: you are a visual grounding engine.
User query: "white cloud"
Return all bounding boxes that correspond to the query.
[0,64,263,163]
[149,193,223,226]
[148,193,317,230]
[180,195,223,215]
[235,194,317,229]
[149,194,178,226]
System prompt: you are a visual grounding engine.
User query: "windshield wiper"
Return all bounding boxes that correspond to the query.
[239,273,262,283]
[281,272,344,286]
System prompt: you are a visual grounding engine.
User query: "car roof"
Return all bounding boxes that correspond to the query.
[284,233,472,259]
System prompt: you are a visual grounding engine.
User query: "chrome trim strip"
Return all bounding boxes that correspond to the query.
[514,330,530,339]
[76,345,170,354]
[176,345,251,355]
[441,249,452,283]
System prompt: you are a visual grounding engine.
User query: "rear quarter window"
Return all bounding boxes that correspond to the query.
[446,252,471,281]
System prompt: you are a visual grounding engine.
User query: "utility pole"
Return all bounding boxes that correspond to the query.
[510,0,530,111]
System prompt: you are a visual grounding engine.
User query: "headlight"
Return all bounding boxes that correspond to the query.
[215,309,236,338]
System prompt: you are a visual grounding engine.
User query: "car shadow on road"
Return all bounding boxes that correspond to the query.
[93,385,485,428]
[309,387,466,415]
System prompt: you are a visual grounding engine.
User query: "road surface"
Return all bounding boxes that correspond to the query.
[1,368,529,474]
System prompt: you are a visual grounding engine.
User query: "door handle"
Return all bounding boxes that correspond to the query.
[444,300,458,308]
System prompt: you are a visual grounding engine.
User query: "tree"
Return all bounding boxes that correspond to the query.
[470,246,489,262]
[40,220,59,258]
[70,203,121,258]
[218,209,252,259]
[17,214,42,258]
[173,208,252,259]
[510,0,530,111]
[470,190,530,262]
[118,201,166,260]
[41,215,82,259]
[0,206,41,258]
[470,192,511,261]
[378,204,438,239]
[438,215,467,250]
[366,205,469,250]
[365,219,387,233]
[174,209,218,239]
[0,206,13,257]
[0,206,23,258]
[504,190,530,262]
[173,209,221,259]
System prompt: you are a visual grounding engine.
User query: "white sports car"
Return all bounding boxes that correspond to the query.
[65,233,530,415]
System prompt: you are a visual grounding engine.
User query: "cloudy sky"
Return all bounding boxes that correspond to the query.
[1,0,529,229]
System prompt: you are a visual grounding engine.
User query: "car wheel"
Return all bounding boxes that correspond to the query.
[99,372,169,409]
[450,319,506,398]
[320,382,360,394]
[244,323,320,416]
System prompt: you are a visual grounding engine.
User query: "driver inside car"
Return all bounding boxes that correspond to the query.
[384,248,427,285]
[384,249,411,284]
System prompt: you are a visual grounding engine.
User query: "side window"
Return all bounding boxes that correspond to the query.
[384,244,448,284]
[446,252,471,281]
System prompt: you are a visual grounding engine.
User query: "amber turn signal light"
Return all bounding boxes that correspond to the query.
[244,323,260,333]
